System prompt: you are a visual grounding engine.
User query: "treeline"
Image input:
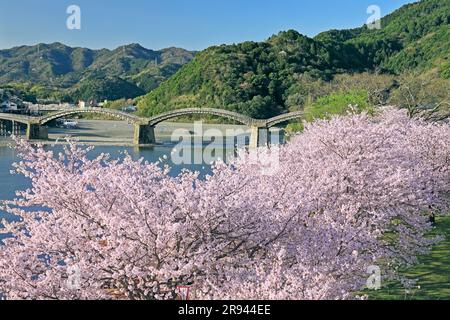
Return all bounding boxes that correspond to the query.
[284,71,449,133]
[1,77,145,104]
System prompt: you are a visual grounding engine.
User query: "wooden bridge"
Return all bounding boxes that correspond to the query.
[0,107,304,148]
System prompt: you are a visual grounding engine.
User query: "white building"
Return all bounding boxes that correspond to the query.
[1,100,19,111]
[78,101,87,109]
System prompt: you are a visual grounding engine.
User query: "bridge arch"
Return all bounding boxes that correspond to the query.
[0,113,37,125]
[39,107,143,125]
[1,107,305,147]
[266,111,304,128]
[147,108,259,127]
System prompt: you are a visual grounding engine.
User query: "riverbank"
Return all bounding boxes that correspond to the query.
[0,120,263,147]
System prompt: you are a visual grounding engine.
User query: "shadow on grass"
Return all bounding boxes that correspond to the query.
[367,217,450,300]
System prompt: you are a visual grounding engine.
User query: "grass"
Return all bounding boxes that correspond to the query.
[367,216,450,300]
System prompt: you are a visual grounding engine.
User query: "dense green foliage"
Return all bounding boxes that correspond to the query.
[303,90,373,121]
[137,31,336,118]
[1,0,448,121]
[0,43,195,102]
[68,77,145,102]
[138,0,449,119]
[316,0,450,72]
[0,83,40,103]
[440,61,450,79]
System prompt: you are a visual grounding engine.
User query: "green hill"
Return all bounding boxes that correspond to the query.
[138,0,449,118]
[0,43,196,101]
[315,0,450,72]
[68,77,145,102]
[137,31,336,118]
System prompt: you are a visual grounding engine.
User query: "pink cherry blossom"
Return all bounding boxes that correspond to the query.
[0,108,448,300]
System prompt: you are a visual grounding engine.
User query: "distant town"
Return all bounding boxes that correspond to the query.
[0,89,137,116]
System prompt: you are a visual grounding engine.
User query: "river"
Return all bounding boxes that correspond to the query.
[0,120,268,236]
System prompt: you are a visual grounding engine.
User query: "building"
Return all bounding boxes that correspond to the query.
[78,100,87,109]
[1,100,19,111]
[78,100,98,108]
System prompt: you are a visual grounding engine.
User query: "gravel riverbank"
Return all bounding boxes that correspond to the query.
[0,120,255,147]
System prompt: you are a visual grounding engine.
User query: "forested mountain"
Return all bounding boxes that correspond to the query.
[0,43,195,101]
[316,0,450,72]
[137,0,449,119]
[0,0,448,119]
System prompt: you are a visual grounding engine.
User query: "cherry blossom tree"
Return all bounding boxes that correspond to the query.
[0,108,448,300]
[201,108,450,299]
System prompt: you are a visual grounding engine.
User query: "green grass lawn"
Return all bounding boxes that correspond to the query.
[367,217,450,300]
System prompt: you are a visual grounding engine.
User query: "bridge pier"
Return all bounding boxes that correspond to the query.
[1,107,301,146]
[0,120,6,137]
[249,127,285,148]
[12,121,21,136]
[249,126,270,148]
[26,123,48,140]
[134,123,156,145]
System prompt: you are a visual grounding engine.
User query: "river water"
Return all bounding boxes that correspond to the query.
[0,142,241,218]
[0,120,259,235]
[0,119,285,240]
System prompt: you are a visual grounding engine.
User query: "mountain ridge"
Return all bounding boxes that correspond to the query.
[0,0,448,117]
[0,42,196,101]
[137,0,449,118]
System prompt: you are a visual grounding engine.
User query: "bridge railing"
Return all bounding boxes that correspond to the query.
[147,108,258,126]
[1,107,305,128]
[38,107,144,125]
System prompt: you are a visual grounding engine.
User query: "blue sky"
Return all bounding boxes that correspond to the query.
[0,0,416,50]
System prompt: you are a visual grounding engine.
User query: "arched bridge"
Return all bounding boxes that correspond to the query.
[265,111,305,128]
[147,108,305,128]
[0,107,304,148]
[39,107,144,125]
[0,112,41,125]
[147,108,261,127]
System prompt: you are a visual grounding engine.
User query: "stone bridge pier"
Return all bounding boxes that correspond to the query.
[1,107,299,147]
[26,123,49,140]
[249,126,270,148]
[134,122,156,145]
[12,121,21,136]
[249,126,285,148]
[0,120,7,136]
